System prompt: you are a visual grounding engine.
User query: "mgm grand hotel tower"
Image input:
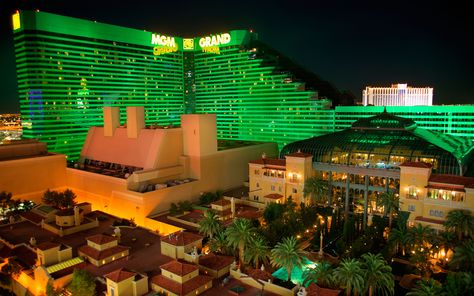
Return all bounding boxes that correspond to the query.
[12,10,347,160]
[11,10,474,160]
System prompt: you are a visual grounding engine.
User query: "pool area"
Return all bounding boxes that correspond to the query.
[271,258,317,286]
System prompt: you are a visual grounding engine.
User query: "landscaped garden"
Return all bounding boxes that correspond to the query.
[196,177,474,295]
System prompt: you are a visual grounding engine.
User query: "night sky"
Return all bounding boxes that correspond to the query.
[1,0,473,113]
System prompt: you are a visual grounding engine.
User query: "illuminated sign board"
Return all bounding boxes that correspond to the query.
[151,33,178,56]
[183,38,194,50]
[199,33,231,48]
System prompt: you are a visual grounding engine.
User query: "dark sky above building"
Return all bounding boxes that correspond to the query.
[1,0,473,113]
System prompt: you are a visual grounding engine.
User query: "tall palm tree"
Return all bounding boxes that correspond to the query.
[388,226,411,256]
[406,279,442,296]
[444,209,474,240]
[303,177,329,205]
[449,239,474,271]
[333,258,365,296]
[303,261,335,288]
[225,218,256,267]
[377,190,400,229]
[270,236,308,282]
[244,235,269,269]
[361,253,394,296]
[198,210,221,239]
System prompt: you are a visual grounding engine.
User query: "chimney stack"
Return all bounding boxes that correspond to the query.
[126,106,145,138]
[103,106,120,137]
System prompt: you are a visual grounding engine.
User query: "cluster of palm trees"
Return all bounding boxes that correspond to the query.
[199,215,310,280]
[0,191,35,221]
[304,253,394,296]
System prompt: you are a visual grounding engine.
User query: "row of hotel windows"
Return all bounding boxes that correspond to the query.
[254,182,298,193]
[407,205,444,218]
[254,169,299,182]
[406,187,465,202]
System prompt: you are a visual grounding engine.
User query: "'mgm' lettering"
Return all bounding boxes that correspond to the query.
[151,34,176,47]
[199,33,231,47]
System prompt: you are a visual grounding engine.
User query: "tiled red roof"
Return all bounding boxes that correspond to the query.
[429,174,474,188]
[55,208,83,217]
[400,162,433,168]
[86,234,117,245]
[12,245,37,268]
[247,268,273,282]
[105,268,136,283]
[306,283,341,296]
[414,216,444,225]
[198,253,234,270]
[152,274,212,296]
[161,231,203,246]
[211,199,231,206]
[20,211,44,224]
[236,210,262,219]
[160,260,198,276]
[36,241,60,251]
[264,193,283,200]
[286,152,313,158]
[78,245,129,260]
[249,158,286,167]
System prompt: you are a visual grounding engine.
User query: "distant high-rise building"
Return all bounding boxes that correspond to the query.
[362,84,433,106]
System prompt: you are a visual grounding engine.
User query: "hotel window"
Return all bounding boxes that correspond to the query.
[408,205,415,212]
[407,186,418,199]
[292,188,297,194]
[256,183,259,188]
[254,195,258,201]
[429,209,444,218]
[254,169,260,175]
[279,186,282,192]
[271,185,275,191]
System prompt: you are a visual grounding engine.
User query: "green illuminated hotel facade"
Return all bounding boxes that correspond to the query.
[12,11,474,160]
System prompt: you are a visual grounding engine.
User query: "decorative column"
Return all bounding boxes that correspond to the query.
[344,174,350,221]
[327,171,332,206]
[363,175,369,229]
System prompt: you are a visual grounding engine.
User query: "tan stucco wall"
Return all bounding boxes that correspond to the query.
[0,154,67,202]
[107,277,134,296]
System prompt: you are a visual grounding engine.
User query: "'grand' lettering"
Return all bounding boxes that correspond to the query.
[199,33,231,48]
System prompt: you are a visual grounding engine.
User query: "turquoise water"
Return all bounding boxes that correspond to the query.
[271,258,317,286]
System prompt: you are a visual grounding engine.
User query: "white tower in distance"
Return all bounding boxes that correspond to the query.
[363,84,433,106]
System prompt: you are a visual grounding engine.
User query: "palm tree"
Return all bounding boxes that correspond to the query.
[198,210,221,239]
[244,235,269,269]
[388,226,411,256]
[444,209,474,240]
[377,190,400,229]
[303,177,329,205]
[361,253,394,296]
[303,261,335,288]
[270,236,308,282]
[0,191,13,220]
[333,258,365,296]
[444,271,474,296]
[209,231,229,255]
[449,239,474,271]
[406,279,442,296]
[409,224,434,250]
[225,218,256,267]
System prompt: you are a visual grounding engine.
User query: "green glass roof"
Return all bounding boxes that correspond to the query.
[281,111,474,176]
